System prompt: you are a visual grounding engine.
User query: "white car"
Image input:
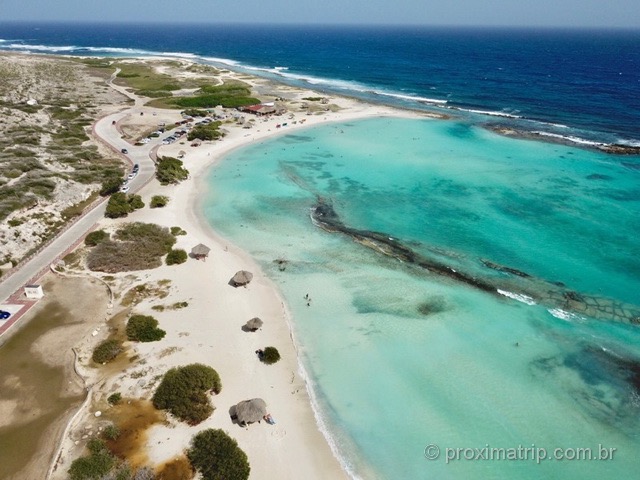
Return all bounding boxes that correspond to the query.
[127,172,136,180]
[120,185,130,193]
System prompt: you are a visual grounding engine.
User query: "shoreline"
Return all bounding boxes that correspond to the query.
[48,57,418,479]
[1,51,636,479]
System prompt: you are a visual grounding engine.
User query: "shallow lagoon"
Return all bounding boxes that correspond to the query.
[204,117,640,479]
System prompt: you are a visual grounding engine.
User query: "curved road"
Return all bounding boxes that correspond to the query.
[0,70,168,304]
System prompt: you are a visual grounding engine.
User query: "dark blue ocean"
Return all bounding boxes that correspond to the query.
[1,23,639,145]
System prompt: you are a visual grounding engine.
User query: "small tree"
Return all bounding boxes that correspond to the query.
[187,429,250,480]
[128,194,145,210]
[107,392,122,405]
[171,226,187,236]
[150,195,169,208]
[126,314,166,342]
[105,192,132,218]
[166,249,187,265]
[68,439,116,480]
[261,346,281,365]
[153,363,221,425]
[93,339,122,364]
[85,230,109,247]
[156,157,189,185]
[100,176,123,196]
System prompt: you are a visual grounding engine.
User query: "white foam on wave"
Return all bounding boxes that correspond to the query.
[532,131,605,147]
[497,289,537,305]
[548,308,585,322]
[375,91,447,105]
[460,108,522,119]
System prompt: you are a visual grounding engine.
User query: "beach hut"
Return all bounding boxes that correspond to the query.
[230,270,253,287]
[243,317,263,332]
[191,243,211,260]
[230,398,267,425]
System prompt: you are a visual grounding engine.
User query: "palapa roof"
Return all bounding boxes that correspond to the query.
[233,398,267,424]
[231,270,253,286]
[245,317,263,330]
[191,243,211,256]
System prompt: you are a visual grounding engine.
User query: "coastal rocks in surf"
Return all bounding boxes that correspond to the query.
[487,125,640,155]
[310,197,640,326]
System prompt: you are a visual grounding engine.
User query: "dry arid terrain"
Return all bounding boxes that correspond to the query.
[0,53,127,269]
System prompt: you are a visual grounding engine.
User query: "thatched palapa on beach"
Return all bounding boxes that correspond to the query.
[231,398,267,425]
[230,270,253,287]
[243,317,263,332]
[191,243,211,260]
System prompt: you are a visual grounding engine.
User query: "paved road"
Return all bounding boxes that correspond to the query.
[0,70,171,303]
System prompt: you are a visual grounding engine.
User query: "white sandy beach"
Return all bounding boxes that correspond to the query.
[46,61,427,480]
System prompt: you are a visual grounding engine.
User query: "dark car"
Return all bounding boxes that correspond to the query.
[121,148,128,154]
[0,310,11,320]
[133,164,139,172]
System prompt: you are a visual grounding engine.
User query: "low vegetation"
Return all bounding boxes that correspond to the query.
[105,192,145,218]
[84,229,109,246]
[107,392,122,405]
[166,248,188,265]
[102,424,121,441]
[152,363,221,425]
[187,429,250,480]
[173,82,259,109]
[87,222,176,272]
[68,439,117,480]
[0,56,125,264]
[156,156,189,185]
[187,121,224,141]
[171,226,187,236]
[260,346,281,365]
[126,314,166,342]
[150,195,169,208]
[92,339,123,364]
[182,108,209,117]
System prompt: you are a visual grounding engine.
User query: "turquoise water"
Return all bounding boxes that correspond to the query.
[204,117,640,479]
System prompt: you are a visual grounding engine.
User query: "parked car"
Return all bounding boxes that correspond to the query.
[121,148,128,154]
[120,185,130,193]
[0,310,11,320]
[127,172,136,180]
[133,164,139,172]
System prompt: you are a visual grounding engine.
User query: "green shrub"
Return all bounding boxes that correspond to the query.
[107,392,122,405]
[170,226,187,236]
[152,363,221,425]
[68,439,115,480]
[126,314,166,342]
[166,249,187,265]
[128,194,145,210]
[105,192,132,218]
[101,175,124,197]
[182,108,209,117]
[103,423,121,440]
[156,157,189,185]
[150,195,169,208]
[85,229,109,246]
[92,339,122,364]
[187,122,223,141]
[260,346,281,365]
[187,429,250,480]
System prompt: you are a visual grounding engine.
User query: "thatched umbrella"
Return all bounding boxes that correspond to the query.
[191,243,211,260]
[232,398,267,425]
[230,270,253,287]
[244,317,263,332]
